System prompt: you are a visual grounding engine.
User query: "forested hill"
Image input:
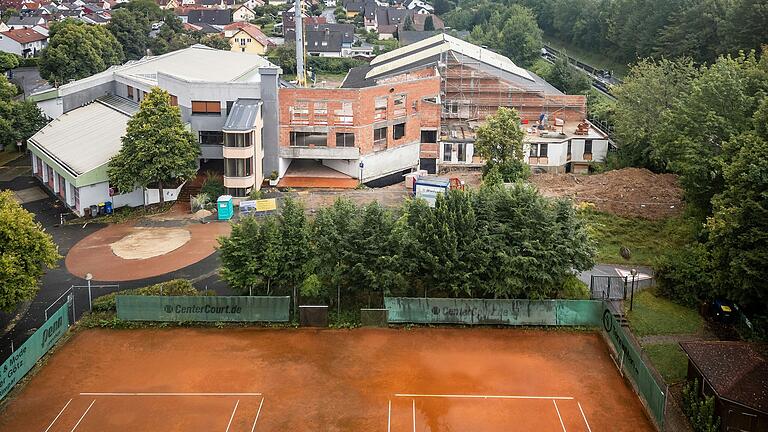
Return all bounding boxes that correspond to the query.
[440,0,767,65]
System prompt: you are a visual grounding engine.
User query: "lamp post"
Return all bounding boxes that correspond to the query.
[630,268,637,311]
[86,273,93,312]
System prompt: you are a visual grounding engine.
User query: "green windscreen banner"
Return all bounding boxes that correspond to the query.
[0,303,69,400]
[602,306,667,427]
[384,298,602,326]
[116,296,290,322]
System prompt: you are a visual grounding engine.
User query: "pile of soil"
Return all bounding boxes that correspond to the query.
[530,168,683,219]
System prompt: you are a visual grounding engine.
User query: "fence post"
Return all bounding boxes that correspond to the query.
[608,277,612,299]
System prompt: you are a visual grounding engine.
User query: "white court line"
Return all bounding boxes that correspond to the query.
[387,399,391,432]
[395,394,574,400]
[80,392,262,396]
[43,398,72,432]
[251,397,265,432]
[70,400,95,432]
[578,402,593,432]
[225,400,240,432]
[411,399,416,432]
[552,400,566,432]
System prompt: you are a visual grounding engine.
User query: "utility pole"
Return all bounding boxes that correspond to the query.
[294,0,305,87]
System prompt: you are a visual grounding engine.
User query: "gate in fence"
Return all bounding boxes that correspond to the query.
[590,275,628,300]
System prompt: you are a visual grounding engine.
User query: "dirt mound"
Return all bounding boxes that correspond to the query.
[530,168,683,219]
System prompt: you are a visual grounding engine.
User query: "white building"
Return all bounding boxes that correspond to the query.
[0,28,47,57]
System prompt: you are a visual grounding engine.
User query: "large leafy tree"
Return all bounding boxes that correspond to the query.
[39,19,124,85]
[0,190,60,312]
[474,107,525,162]
[0,52,20,72]
[278,198,313,306]
[0,75,47,149]
[107,87,198,203]
[218,216,281,295]
[107,8,150,61]
[545,54,591,94]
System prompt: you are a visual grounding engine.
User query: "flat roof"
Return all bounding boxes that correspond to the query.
[29,96,135,177]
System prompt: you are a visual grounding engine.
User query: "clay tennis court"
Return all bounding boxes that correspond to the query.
[0,328,655,431]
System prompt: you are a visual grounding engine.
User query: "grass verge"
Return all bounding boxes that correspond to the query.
[627,289,704,337]
[581,211,696,266]
[543,36,630,78]
[643,343,689,384]
[65,202,174,225]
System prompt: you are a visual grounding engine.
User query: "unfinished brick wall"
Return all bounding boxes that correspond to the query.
[278,74,441,156]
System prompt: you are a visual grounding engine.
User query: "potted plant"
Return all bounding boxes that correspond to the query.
[268,170,279,186]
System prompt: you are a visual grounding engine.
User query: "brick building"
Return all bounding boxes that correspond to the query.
[342,33,609,174]
[278,70,441,187]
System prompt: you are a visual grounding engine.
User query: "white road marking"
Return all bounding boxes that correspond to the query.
[578,402,592,432]
[251,397,265,432]
[225,400,240,432]
[412,399,416,432]
[43,398,72,432]
[70,400,95,432]
[79,392,262,396]
[552,400,566,432]
[394,394,574,400]
[387,399,391,432]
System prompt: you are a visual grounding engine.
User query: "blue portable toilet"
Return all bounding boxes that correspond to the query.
[217,195,234,220]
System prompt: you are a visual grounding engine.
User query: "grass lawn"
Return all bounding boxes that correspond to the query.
[0,147,24,166]
[543,36,630,78]
[643,343,689,384]
[581,211,696,266]
[627,289,704,337]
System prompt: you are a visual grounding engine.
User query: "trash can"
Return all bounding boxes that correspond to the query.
[104,201,113,214]
[84,207,91,218]
[90,204,98,217]
[217,195,233,220]
[98,202,105,216]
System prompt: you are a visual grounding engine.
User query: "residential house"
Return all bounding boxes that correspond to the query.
[398,30,437,45]
[0,22,10,32]
[242,0,264,10]
[5,15,45,29]
[228,23,274,54]
[680,342,768,432]
[281,11,324,36]
[342,33,602,174]
[28,45,281,214]
[289,23,354,57]
[160,0,179,9]
[232,4,255,22]
[0,27,47,57]
[278,68,441,187]
[186,8,231,26]
[403,0,432,13]
[197,0,235,7]
[80,12,109,24]
[377,24,396,40]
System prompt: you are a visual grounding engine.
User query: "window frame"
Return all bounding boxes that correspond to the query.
[191,100,221,115]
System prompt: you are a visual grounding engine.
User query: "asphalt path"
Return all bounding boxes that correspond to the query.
[0,157,231,363]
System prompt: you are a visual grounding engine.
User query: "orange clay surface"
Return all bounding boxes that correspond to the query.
[65,221,230,281]
[0,328,655,432]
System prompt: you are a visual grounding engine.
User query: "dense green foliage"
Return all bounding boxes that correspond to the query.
[443,0,767,65]
[0,75,47,149]
[0,190,60,312]
[0,52,20,72]
[682,379,721,432]
[107,88,199,203]
[267,45,366,75]
[219,187,595,309]
[39,19,124,85]
[465,4,542,67]
[91,279,201,312]
[542,55,591,94]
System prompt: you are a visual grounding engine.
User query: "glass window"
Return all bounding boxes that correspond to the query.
[170,95,178,106]
[290,132,328,146]
[567,141,572,157]
[443,143,452,161]
[225,132,252,147]
[585,140,593,154]
[127,85,134,99]
[458,143,466,162]
[225,158,252,177]
[226,101,234,115]
[539,143,548,157]
[393,122,405,140]
[199,131,224,145]
[529,144,538,157]
[336,132,355,147]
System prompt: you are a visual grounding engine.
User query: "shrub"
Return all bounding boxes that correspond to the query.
[682,379,720,432]
[201,171,226,200]
[559,275,590,299]
[190,193,210,212]
[482,159,530,183]
[91,279,199,312]
[655,243,712,307]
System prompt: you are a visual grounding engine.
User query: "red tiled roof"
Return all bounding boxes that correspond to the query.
[233,24,274,47]
[1,27,47,43]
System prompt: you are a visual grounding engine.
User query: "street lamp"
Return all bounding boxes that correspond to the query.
[85,273,93,311]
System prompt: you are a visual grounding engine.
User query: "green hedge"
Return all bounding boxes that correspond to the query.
[17,57,39,68]
[92,279,205,312]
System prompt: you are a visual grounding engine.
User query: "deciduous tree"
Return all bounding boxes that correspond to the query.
[0,190,60,312]
[107,88,198,204]
[474,107,525,163]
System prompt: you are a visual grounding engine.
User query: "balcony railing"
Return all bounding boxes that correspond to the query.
[279,146,359,160]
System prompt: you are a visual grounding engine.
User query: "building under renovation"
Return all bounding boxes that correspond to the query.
[342,33,609,174]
